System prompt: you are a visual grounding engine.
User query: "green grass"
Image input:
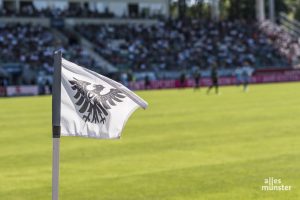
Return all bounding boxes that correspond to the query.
[0,82,299,200]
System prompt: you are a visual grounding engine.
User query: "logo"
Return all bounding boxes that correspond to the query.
[261,177,292,191]
[69,78,126,124]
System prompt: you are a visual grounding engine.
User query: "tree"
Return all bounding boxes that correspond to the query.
[228,0,256,20]
[188,0,208,19]
[295,2,300,21]
[178,0,187,19]
[227,0,288,20]
[265,0,289,18]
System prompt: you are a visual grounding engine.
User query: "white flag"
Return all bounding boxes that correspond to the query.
[60,58,148,139]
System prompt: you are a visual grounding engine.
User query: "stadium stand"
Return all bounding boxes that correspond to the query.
[0,8,296,87]
[0,3,163,19]
[75,19,289,73]
[0,23,100,85]
[260,20,300,67]
[0,6,115,18]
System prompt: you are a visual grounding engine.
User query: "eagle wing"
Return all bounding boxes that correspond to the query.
[69,79,126,124]
[69,79,91,113]
[69,79,107,123]
[94,88,126,110]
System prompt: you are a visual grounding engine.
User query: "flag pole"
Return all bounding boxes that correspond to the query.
[52,50,62,200]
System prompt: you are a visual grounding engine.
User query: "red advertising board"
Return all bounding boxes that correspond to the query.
[129,69,300,90]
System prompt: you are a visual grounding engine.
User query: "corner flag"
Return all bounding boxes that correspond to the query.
[61,57,148,139]
[51,51,147,200]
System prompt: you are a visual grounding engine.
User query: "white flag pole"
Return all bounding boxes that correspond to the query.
[52,50,62,200]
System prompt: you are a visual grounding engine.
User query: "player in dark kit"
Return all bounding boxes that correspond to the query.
[194,70,202,90]
[144,75,151,90]
[179,72,186,88]
[207,65,219,94]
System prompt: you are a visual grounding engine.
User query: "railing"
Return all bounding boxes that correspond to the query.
[279,12,300,37]
[0,17,158,26]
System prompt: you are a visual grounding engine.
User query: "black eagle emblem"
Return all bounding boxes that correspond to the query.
[69,78,126,124]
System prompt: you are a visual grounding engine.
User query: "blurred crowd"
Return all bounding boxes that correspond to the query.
[0,5,157,18]
[0,5,114,18]
[0,23,99,84]
[0,23,54,71]
[76,19,288,72]
[260,21,300,66]
[0,19,293,86]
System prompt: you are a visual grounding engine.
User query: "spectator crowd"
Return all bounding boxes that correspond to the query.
[76,19,288,72]
[0,19,293,85]
[0,23,99,84]
[260,20,300,66]
[0,4,114,18]
[0,4,158,18]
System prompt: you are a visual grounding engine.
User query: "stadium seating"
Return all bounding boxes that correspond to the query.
[0,23,99,84]
[260,21,300,66]
[0,19,292,85]
[75,20,289,72]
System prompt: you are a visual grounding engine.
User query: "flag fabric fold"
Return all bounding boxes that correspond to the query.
[60,58,148,139]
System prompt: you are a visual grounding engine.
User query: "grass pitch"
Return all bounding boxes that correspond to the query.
[0,83,299,200]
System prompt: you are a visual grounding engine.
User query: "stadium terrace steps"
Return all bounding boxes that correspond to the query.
[0,17,50,26]
[61,26,117,73]
[63,26,117,73]
[51,28,69,44]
